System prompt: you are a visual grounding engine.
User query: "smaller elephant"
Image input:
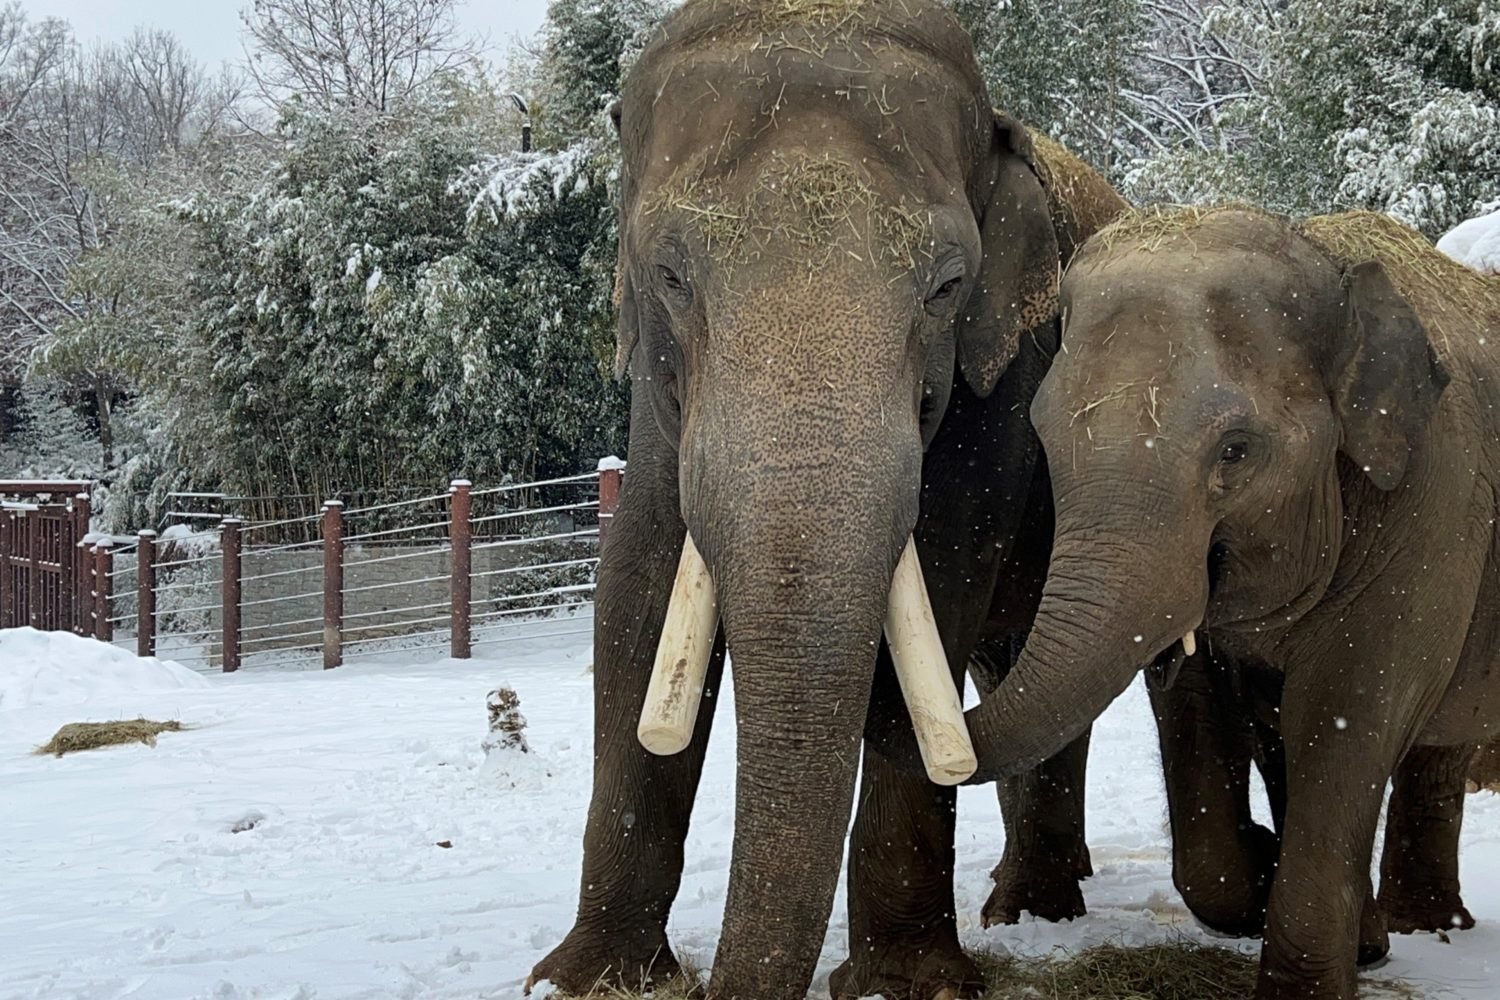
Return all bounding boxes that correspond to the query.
[940,205,1500,1000]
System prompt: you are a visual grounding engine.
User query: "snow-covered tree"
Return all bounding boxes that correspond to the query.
[0,377,102,479]
[240,0,477,113]
[951,0,1147,176]
[132,78,627,509]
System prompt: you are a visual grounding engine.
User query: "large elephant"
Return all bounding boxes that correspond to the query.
[942,205,1500,1000]
[526,2,1124,999]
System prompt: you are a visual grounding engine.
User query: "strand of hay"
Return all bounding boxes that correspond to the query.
[36,718,185,757]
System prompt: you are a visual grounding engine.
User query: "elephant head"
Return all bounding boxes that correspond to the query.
[614,1,1061,994]
[956,206,1450,780]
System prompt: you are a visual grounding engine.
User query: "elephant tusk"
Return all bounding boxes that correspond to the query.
[885,537,978,786]
[637,534,719,756]
[1182,631,1197,657]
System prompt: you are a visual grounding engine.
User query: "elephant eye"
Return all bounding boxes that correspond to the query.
[1219,440,1249,465]
[924,277,960,305]
[658,265,685,291]
[924,276,963,316]
[930,277,962,301]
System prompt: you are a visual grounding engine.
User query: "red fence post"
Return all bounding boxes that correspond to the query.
[0,508,10,630]
[597,457,624,549]
[27,512,40,629]
[222,517,242,673]
[72,494,91,635]
[57,503,76,633]
[137,530,157,658]
[94,540,113,642]
[450,480,472,660]
[323,500,344,670]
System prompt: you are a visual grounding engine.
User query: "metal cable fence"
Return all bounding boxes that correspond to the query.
[91,462,624,672]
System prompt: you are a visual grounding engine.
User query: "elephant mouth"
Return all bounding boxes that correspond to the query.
[636,534,980,786]
[1147,544,1225,693]
[1146,640,1190,692]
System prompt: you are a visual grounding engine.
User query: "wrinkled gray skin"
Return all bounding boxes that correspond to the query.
[958,208,1500,1000]
[527,2,1126,999]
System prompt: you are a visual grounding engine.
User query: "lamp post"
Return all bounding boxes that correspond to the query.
[510,94,532,153]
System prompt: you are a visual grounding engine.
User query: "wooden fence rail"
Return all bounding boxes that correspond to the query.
[6,462,625,672]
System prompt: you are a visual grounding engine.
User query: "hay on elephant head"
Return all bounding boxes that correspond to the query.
[36,718,185,757]
[1301,210,1500,357]
[644,150,926,270]
[1026,130,1130,259]
[1085,205,1500,362]
[1091,203,1274,255]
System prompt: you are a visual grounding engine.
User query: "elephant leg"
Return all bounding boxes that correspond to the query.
[983,734,1092,926]
[980,650,1092,928]
[1255,721,1389,965]
[1248,716,1386,965]
[1150,654,1279,938]
[829,740,984,1000]
[529,402,726,995]
[1378,743,1478,935]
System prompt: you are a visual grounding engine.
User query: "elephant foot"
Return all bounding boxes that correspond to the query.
[829,939,985,1000]
[1380,886,1476,935]
[981,854,1087,927]
[526,925,684,997]
[1358,894,1390,968]
[1178,822,1279,938]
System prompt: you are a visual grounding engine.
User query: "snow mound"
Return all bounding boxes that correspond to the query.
[1438,208,1500,274]
[0,628,209,711]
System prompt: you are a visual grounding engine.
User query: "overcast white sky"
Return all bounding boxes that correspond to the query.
[15,0,551,70]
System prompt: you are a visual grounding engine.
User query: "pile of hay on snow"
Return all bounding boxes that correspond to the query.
[36,718,184,757]
[563,943,1419,999]
[976,942,1419,1000]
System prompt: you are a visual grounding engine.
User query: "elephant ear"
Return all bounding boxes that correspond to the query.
[613,265,641,380]
[1327,260,1450,490]
[955,113,1061,398]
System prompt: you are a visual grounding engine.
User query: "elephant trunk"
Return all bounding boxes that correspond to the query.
[689,430,919,1000]
[966,507,1209,783]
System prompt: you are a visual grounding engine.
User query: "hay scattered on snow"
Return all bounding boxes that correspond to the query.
[36,718,185,757]
[549,957,708,999]
[976,942,1422,1000]
[583,944,1419,1000]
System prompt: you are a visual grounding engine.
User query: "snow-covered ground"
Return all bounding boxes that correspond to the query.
[1439,208,1500,275]
[3,623,1498,999]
